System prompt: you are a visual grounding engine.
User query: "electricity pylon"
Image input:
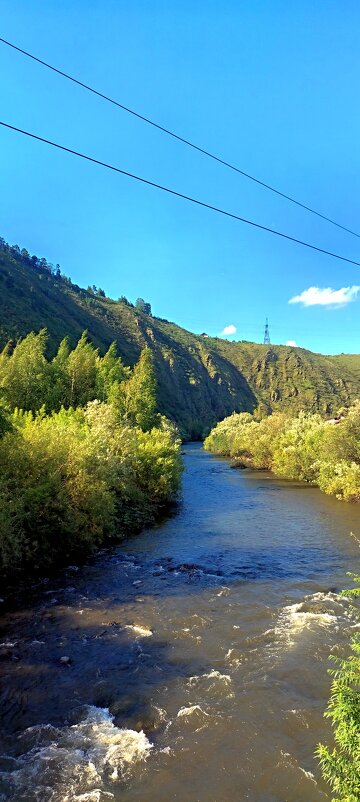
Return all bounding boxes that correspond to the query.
[264,318,270,345]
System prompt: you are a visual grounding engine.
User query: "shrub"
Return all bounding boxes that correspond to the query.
[0,403,182,575]
[204,403,360,503]
[317,574,360,801]
[0,331,183,577]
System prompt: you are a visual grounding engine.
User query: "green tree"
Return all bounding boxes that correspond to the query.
[135,298,152,315]
[0,401,11,438]
[322,401,360,465]
[49,336,71,410]
[95,342,129,402]
[67,332,98,408]
[0,329,50,411]
[125,347,157,430]
[272,411,324,482]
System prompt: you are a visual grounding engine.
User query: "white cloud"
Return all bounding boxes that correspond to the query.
[221,324,237,336]
[289,286,360,307]
[286,340,297,347]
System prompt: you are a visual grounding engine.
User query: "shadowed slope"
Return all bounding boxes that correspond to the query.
[1,242,359,437]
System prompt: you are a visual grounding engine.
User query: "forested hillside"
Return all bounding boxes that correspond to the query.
[1,238,360,437]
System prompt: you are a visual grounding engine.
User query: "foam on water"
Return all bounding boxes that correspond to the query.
[172,703,220,735]
[177,705,209,718]
[279,751,318,785]
[123,624,153,637]
[188,670,232,692]
[275,591,352,647]
[205,670,231,682]
[70,792,115,801]
[0,706,153,802]
[1,446,359,802]
[225,648,242,667]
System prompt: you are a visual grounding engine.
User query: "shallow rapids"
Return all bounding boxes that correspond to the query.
[0,443,359,801]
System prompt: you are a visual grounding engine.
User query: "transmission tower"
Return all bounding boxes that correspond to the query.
[263,317,271,345]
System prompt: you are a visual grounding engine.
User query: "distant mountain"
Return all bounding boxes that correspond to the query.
[1,239,360,438]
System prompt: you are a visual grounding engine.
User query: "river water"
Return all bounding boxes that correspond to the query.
[0,443,359,802]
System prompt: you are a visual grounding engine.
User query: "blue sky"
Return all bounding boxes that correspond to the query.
[1,1,360,354]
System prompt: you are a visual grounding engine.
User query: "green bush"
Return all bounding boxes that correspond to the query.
[318,461,360,502]
[272,411,324,482]
[317,575,360,801]
[0,404,182,574]
[0,331,182,576]
[204,403,360,503]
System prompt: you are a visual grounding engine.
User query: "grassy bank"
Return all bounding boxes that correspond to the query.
[204,403,360,502]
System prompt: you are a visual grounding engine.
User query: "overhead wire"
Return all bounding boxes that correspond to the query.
[0,35,359,239]
[1,120,360,267]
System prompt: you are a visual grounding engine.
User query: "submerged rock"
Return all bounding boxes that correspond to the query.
[59,655,72,665]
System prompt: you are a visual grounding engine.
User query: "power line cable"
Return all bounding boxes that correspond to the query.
[1,35,359,240]
[1,120,360,267]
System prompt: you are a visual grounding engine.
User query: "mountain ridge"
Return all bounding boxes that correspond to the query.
[1,239,360,437]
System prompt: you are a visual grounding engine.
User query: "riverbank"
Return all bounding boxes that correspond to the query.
[0,333,184,579]
[0,405,182,580]
[0,444,359,801]
[204,404,360,503]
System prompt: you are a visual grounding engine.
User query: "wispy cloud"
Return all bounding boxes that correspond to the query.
[286,340,297,347]
[289,286,360,307]
[221,324,237,336]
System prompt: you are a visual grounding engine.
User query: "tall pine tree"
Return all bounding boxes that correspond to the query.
[125,347,157,431]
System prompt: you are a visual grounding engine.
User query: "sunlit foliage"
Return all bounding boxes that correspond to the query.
[317,574,360,801]
[0,331,182,575]
[124,347,157,431]
[204,403,360,502]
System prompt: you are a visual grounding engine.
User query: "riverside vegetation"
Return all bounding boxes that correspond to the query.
[204,405,360,502]
[0,330,182,577]
[317,572,360,802]
[205,411,360,800]
[3,237,360,438]
[1,238,359,797]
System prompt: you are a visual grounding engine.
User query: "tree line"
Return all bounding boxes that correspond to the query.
[1,236,152,314]
[0,330,182,576]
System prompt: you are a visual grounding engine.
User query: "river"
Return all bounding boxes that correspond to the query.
[0,443,359,801]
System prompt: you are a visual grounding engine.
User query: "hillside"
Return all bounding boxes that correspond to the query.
[1,239,360,437]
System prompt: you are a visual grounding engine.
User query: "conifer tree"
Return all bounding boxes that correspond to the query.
[0,329,49,411]
[125,347,157,431]
[95,342,129,402]
[49,337,71,409]
[67,332,98,408]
